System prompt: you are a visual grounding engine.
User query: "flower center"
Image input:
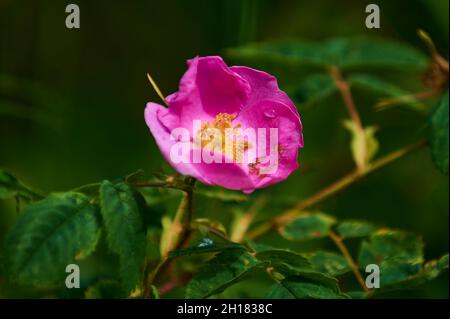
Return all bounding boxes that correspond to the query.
[197,113,250,162]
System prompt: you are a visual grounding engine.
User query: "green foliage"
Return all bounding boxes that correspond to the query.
[279,212,336,240]
[255,249,311,269]
[0,30,448,299]
[266,277,348,299]
[289,74,336,107]
[0,169,43,201]
[336,220,377,239]
[3,192,101,286]
[429,90,449,174]
[348,74,426,111]
[307,251,351,276]
[228,37,427,71]
[169,238,245,258]
[358,230,424,287]
[99,180,146,295]
[186,249,262,299]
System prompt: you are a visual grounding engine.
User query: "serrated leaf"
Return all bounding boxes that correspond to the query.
[343,120,379,171]
[279,212,336,241]
[3,192,101,286]
[186,250,262,299]
[170,238,246,258]
[266,277,348,299]
[255,249,311,269]
[429,90,449,174]
[0,169,43,201]
[289,74,336,107]
[254,248,340,292]
[359,230,424,265]
[307,251,351,276]
[99,180,146,294]
[274,262,341,293]
[228,37,427,71]
[336,220,377,239]
[373,254,449,295]
[358,230,424,287]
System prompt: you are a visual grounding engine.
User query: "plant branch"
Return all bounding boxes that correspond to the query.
[329,65,363,129]
[231,197,266,243]
[142,179,196,298]
[329,230,369,293]
[247,139,427,240]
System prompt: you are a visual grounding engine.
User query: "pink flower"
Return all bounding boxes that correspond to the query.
[145,56,303,193]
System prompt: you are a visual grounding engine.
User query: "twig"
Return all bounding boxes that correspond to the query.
[142,179,196,298]
[247,139,427,240]
[231,197,266,242]
[329,65,363,130]
[329,230,369,293]
[158,273,192,297]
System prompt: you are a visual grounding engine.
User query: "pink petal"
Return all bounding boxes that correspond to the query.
[158,56,251,135]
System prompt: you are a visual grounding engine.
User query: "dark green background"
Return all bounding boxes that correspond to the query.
[0,0,448,297]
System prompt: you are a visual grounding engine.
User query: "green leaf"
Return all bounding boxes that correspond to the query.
[307,251,351,276]
[336,220,377,239]
[279,212,336,241]
[192,218,228,238]
[274,262,341,293]
[429,90,449,174]
[373,254,449,294]
[322,37,427,70]
[289,74,336,107]
[343,120,379,170]
[146,227,161,261]
[169,238,246,258]
[358,230,424,287]
[348,74,426,111]
[266,277,348,299]
[256,249,342,293]
[0,169,43,201]
[255,249,311,269]
[228,37,427,71]
[3,192,101,286]
[186,250,263,299]
[195,187,250,202]
[99,180,146,295]
[227,40,326,68]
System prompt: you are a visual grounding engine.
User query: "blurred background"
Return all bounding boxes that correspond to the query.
[0,0,448,297]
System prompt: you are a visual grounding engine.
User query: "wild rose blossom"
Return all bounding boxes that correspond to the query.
[145,56,303,193]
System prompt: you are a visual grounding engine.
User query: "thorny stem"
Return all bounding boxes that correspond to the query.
[329,230,369,293]
[247,139,427,240]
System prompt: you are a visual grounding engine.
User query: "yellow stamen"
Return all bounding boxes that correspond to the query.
[198,113,250,162]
